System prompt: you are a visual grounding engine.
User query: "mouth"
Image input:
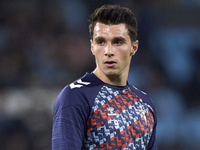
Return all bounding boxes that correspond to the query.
[104,60,116,68]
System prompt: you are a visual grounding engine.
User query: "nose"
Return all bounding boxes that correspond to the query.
[105,42,114,57]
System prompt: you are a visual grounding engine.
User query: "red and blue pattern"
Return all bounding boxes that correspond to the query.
[84,86,155,150]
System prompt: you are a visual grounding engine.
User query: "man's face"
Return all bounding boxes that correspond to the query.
[91,22,138,78]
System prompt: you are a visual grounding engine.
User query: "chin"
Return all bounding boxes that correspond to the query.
[104,71,119,77]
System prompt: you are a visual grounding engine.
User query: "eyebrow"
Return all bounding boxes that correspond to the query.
[94,37,105,42]
[94,36,127,42]
[112,37,126,43]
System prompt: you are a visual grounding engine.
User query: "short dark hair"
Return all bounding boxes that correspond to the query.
[88,4,138,42]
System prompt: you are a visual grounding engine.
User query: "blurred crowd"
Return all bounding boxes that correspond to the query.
[0,0,200,150]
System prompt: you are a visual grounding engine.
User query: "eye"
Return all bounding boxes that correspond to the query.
[96,39,105,46]
[113,37,126,46]
[94,37,106,46]
[114,40,123,46]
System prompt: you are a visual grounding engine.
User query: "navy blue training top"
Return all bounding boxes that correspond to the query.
[52,72,157,150]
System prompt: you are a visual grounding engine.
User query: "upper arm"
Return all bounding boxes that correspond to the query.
[52,85,91,150]
[147,121,157,150]
[52,105,90,150]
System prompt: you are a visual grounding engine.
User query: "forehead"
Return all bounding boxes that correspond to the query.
[93,22,129,39]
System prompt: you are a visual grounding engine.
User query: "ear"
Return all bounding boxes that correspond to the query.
[90,39,94,55]
[130,40,139,56]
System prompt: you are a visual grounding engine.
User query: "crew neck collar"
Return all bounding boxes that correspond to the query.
[89,72,129,89]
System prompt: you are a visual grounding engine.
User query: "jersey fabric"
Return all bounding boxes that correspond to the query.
[52,72,157,150]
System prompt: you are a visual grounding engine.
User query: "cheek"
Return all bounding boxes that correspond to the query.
[118,51,132,66]
[94,46,105,56]
[93,48,103,61]
[120,50,132,61]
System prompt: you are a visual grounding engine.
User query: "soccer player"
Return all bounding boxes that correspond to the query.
[52,4,157,150]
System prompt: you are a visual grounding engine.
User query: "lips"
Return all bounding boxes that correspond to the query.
[104,60,116,67]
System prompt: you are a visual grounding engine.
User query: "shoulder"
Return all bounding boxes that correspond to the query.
[53,73,104,115]
[129,84,156,112]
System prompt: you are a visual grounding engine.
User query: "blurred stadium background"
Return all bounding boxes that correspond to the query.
[0,0,200,150]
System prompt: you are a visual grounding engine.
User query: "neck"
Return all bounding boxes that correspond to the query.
[93,68,128,86]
